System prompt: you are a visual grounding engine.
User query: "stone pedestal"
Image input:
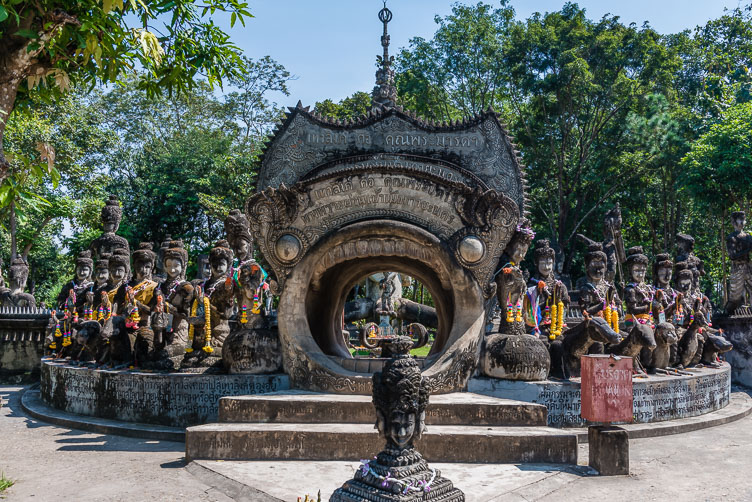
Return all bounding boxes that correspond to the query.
[588,425,629,475]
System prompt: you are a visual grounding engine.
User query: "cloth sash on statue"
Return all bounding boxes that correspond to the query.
[524,286,543,332]
[624,313,650,327]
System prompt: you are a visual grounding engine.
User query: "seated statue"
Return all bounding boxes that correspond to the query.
[0,258,36,308]
[524,239,570,339]
[623,246,656,329]
[576,242,621,329]
[653,253,679,323]
[89,195,130,259]
[55,250,94,313]
[493,221,534,336]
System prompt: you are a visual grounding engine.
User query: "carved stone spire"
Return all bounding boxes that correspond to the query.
[371,3,398,109]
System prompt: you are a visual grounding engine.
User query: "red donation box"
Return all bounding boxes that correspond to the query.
[580,354,633,424]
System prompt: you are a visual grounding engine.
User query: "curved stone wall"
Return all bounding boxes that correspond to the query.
[468,363,731,427]
[40,359,289,427]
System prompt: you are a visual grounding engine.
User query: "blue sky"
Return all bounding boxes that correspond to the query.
[217,1,741,106]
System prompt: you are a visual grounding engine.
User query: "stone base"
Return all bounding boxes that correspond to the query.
[588,425,629,475]
[0,338,44,382]
[468,363,731,427]
[40,358,289,427]
[716,316,752,387]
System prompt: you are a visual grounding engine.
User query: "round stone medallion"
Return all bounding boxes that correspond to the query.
[458,236,484,263]
[275,234,302,262]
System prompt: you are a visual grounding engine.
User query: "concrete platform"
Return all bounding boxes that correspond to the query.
[218,390,548,426]
[185,422,579,463]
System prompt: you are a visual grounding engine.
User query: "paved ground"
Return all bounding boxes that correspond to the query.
[2,384,752,501]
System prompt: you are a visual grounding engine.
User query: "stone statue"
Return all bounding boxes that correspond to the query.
[672,263,695,328]
[89,195,130,259]
[195,253,211,281]
[494,221,534,335]
[652,253,679,322]
[623,246,656,329]
[183,239,234,369]
[106,248,130,307]
[549,314,622,379]
[331,336,464,501]
[606,322,656,374]
[602,204,625,284]
[675,233,704,296]
[576,242,621,322]
[0,258,36,308]
[89,254,111,311]
[524,239,570,339]
[725,211,752,314]
[154,234,173,281]
[225,209,253,266]
[55,250,94,313]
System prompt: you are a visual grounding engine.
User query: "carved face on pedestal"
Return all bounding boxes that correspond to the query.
[388,410,417,449]
[75,265,92,283]
[656,266,672,288]
[630,263,647,284]
[587,257,606,283]
[537,256,554,278]
[164,258,183,282]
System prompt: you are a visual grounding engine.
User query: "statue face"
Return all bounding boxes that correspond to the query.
[677,240,692,254]
[388,410,416,449]
[732,216,746,233]
[630,263,647,283]
[587,258,606,281]
[199,259,212,280]
[211,259,229,278]
[537,256,554,278]
[656,266,672,286]
[103,221,117,233]
[134,261,153,281]
[110,265,127,283]
[677,277,692,293]
[75,265,92,282]
[95,267,109,285]
[234,239,250,260]
[164,258,183,280]
[509,240,530,264]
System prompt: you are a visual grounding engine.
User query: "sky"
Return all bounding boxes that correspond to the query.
[211,0,744,107]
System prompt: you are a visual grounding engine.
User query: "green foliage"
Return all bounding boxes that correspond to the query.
[0,471,13,493]
[314,91,371,119]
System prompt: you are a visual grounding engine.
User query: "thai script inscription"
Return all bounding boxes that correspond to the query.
[304,129,483,152]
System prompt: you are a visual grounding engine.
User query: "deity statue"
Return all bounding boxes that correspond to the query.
[675,233,704,295]
[623,246,656,328]
[653,253,679,323]
[602,204,626,284]
[725,211,752,314]
[524,239,570,339]
[183,239,234,368]
[224,209,253,265]
[195,253,211,281]
[495,221,534,336]
[89,195,130,259]
[673,263,696,328]
[331,336,464,501]
[154,234,173,281]
[576,242,621,329]
[55,250,94,312]
[0,258,36,308]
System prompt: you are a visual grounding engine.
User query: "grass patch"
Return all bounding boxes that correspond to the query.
[0,472,14,494]
[348,343,434,358]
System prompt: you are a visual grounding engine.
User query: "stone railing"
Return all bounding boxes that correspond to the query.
[0,306,51,381]
[0,305,51,342]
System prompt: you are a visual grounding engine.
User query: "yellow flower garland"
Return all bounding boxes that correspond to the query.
[202,296,213,353]
[186,296,198,353]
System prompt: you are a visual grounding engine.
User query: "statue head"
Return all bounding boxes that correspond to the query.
[75,250,93,282]
[162,240,188,281]
[94,255,110,287]
[653,253,673,288]
[108,248,130,284]
[100,195,123,233]
[132,242,156,281]
[732,211,746,233]
[533,239,556,278]
[8,258,29,292]
[603,204,622,238]
[506,219,535,265]
[625,246,649,284]
[209,239,234,279]
[584,242,608,282]
[674,263,693,294]
[196,254,211,281]
[676,233,695,256]
[372,336,429,451]
[156,234,173,275]
[224,209,253,261]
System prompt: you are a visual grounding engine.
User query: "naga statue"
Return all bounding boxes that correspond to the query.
[331,336,465,501]
[725,211,752,314]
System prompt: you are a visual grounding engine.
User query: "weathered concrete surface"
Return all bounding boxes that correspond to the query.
[588,426,629,475]
[185,422,578,464]
[469,363,731,427]
[716,317,752,387]
[41,359,289,427]
[218,390,547,426]
[0,339,43,381]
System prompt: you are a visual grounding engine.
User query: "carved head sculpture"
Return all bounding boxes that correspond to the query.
[533,239,556,278]
[584,242,608,282]
[156,234,173,275]
[603,204,622,237]
[132,242,156,281]
[75,250,94,282]
[209,239,234,279]
[163,240,188,281]
[239,261,266,300]
[8,258,29,292]
[372,336,429,451]
[100,195,123,233]
[676,233,695,256]
[625,246,649,284]
[674,263,693,294]
[732,211,746,233]
[108,248,130,285]
[224,209,253,261]
[654,321,678,345]
[196,254,211,281]
[506,219,535,265]
[94,255,110,287]
[653,253,673,288]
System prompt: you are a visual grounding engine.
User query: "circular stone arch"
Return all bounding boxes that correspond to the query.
[277,220,486,395]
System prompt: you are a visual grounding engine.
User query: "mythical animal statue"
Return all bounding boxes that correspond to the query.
[607,322,657,374]
[641,322,678,373]
[549,314,622,379]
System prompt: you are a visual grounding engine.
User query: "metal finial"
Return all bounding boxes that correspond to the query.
[371,2,397,109]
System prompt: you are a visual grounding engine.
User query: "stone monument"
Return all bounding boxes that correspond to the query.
[725,211,752,314]
[89,195,130,259]
[0,258,36,308]
[331,336,464,501]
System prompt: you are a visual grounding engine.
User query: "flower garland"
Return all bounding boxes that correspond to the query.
[186,286,202,353]
[202,295,213,353]
[358,459,436,494]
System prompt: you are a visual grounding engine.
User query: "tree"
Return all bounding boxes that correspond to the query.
[0,0,252,180]
[314,91,371,119]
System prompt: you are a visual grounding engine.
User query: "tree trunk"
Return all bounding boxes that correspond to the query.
[0,79,20,184]
[9,198,17,262]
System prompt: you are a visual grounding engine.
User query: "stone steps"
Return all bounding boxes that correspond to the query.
[185,422,578,464]
[217,390,548,426]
